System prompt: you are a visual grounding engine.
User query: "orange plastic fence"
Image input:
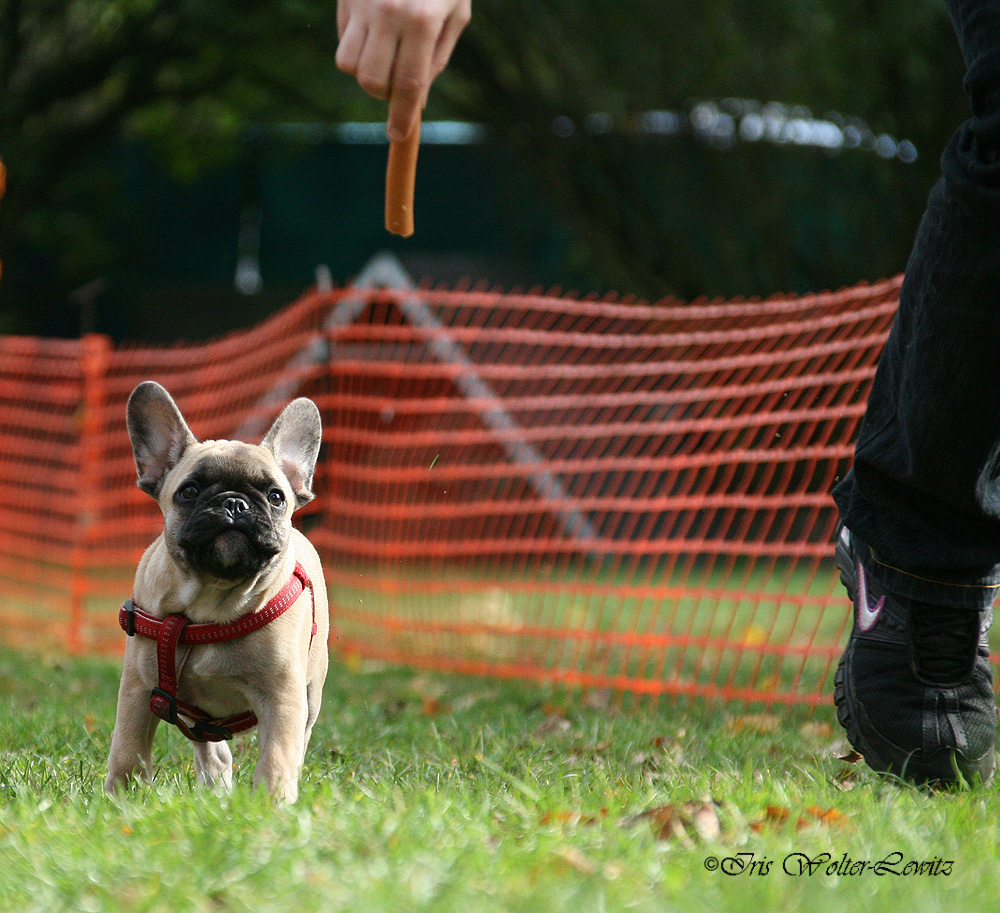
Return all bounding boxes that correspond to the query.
[0,259,905,704]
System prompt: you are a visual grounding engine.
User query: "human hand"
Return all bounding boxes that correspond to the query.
[336,0,471,141]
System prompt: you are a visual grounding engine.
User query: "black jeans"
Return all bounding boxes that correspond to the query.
[833,0,1000,611]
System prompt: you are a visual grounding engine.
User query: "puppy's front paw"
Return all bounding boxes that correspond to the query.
[252,755,301,803]
[194,741,234,790]
[251,771,300,803]
[104,764,149,795]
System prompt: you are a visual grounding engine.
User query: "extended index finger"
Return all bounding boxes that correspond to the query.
[386,26,436,140]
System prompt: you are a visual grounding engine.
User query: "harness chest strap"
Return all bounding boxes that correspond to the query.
[118,562,315,743]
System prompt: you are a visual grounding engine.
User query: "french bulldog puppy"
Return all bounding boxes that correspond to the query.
[105,381,329,803]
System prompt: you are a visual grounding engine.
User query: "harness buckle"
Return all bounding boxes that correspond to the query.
[124,599,136,637]
[191,719,234,742]
[150,687,179,724]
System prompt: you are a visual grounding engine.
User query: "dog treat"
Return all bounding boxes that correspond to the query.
[385,118,421,237]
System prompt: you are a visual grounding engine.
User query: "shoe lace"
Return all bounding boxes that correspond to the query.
[910,607,980,685]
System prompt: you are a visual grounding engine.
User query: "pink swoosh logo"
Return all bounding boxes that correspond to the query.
[855,558,885,631]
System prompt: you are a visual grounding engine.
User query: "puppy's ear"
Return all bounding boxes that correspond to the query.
[126,381,197,498]
[261,398,322,508]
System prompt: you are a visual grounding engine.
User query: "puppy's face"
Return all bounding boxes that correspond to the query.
[127,381,322,585]
[160,441,297,581]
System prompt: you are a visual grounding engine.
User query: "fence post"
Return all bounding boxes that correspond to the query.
[68,333,112,653]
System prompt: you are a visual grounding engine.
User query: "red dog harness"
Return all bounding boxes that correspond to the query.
[119,562,314,743]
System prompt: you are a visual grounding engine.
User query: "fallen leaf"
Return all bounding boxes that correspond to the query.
[750,804,848,833]
[688,803,723,841]
[421,697,450,717]
[569,740,612,758]
[629,750,658,769]
[409,673,448,702]
[632,801,722,844]
[751,805,790,831]
[535,713,572,737]
[552,846,597,875]
[805,806,847,826]
[583,689,617,714]
[726,713,781,734]
[648,736,685,765]
[799,720,834,740]
[833,757,865,791]
[540,808,608,827]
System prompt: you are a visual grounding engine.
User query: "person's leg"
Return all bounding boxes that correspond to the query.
[836,0,1000,606]
[831,0,1000,783]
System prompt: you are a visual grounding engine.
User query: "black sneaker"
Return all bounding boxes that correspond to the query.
[834,527,997,785]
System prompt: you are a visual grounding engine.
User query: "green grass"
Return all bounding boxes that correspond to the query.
[2,645,1000,912]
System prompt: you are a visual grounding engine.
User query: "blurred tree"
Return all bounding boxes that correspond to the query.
[0,0,373,332]
[443,0,968,298]
[0,0,972,332]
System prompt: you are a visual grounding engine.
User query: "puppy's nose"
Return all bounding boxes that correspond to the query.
[222,496,250,517]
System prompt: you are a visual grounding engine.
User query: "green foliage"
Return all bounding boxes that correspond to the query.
[0,0,974,330]
[444,0,967,298]
[0,0,367,327]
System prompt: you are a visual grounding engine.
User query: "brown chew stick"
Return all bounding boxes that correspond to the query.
[385,118,421,237]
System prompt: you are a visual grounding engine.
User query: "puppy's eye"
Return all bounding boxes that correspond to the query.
[178,484,199,501]
[267,489,286,508]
